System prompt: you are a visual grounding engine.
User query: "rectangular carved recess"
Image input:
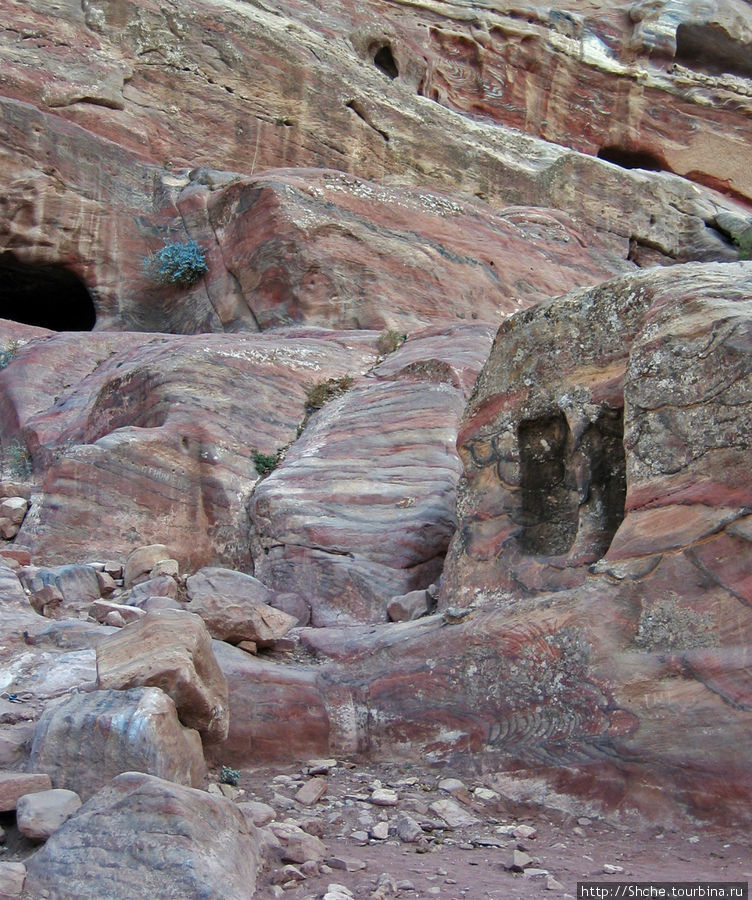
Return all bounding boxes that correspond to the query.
[517,407,626,559]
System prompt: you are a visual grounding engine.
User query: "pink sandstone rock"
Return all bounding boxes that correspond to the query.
[96,609,230,742]
[16,788,82,842]
[29,687,206,800]
[0,773,51,813]
[21,772,260,900]
[184,568,297,646]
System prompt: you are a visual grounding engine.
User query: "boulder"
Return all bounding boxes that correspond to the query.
[185,568,297,646]
[123,545,171,588]
[22,772,260,900]
[96,609,229,742]
[89,600,145,625]
[16,789,82,842]
[29,687,206,800]
[387,590,430,622]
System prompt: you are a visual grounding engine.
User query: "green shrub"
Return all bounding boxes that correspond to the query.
[376,329,407,355]
[1,441,32,479]
[251,448,279,476]
[143,239,208,286]
[0,339,20,370]
[305,374,354,412]
[219,765,240,787]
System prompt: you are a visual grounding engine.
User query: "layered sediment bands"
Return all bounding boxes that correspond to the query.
[4,330,378,567]
[201,171,635,331]
[251,326,495,624]
[2,0,747,333]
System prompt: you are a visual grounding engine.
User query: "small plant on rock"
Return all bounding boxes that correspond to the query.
[0,441,32,479]
[305,374,354,412]
[376,329,407,356]
[0,339,20,370]
[251,448,280,476]
[143,239,208,286]
[219,765,240,787]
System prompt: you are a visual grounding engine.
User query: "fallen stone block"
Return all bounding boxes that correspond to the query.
[123,544,170,587]
[22,772,260,899]
[89,600,145,625]
[0,498,27,526]
[185,567,296,646]
[0,861,25,898]
[16,788,82,842]
[29,687,206,800]
[0,772,51,812]
[387,589,430,622]
[95,608,229,742]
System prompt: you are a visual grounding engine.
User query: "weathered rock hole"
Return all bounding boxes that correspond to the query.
[576,407,627,558]
[597,146,667,172]
[0,252,96,331]
[518,410,577,555]
[373,44,399,79]
[675,23,752,79]
[517,408,627,559]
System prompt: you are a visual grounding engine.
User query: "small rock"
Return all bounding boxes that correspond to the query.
[295,777,328,807]
[350,830,369,846]
[272,864,305,884]
[124,544,171,587]
[237,641,257,654]
[514,824,537,840]
[394,812,423,843]
[547,876,565,891]
[428,798,479,829]
[95,571,117,596]
[150,559,179,578]
[16,789,82,842]
[300,859,319,877]
[305,758,337,776]
[524,867,550,878]
[370,788,398,807]
[370,821,389,840]
[281,831,326,864]
[501,848,533,872]
[438,777,465,794]
[473,787,499,802]
[577,817,591,826]
[103,610,126,627]
[324,885,354,900]
[603,864,624,874]
[327,856,367,872]
[237,800,276,827]
[0,861,26,898]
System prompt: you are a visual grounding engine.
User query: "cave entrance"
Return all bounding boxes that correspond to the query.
[0,252,96,331]
[373,43,399,79]
[597,145,667,172]
[518,410,577,555]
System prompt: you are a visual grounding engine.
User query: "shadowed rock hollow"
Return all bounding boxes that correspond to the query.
[2,6,752,884]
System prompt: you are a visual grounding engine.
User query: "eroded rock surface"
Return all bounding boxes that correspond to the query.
[22,772,260,900]
[29,687,206,800]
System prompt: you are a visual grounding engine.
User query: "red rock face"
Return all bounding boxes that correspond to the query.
[1,0,746,334]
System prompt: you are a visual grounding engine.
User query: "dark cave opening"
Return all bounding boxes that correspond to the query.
[675,23,752,79]
[576,407,627,558]
[597,145,667,172]
[0,252,96,331]
[518,410,577,556]
[373,44,399,79]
